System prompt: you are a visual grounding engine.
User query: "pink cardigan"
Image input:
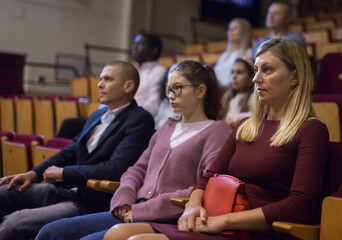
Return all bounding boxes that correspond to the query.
[110,120,230,223]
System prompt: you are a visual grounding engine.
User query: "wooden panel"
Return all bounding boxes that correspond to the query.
[312,102,340,142]
[175,55,201,63]
[202,53,221,66]
[320,197,342,240]
[87,101,100,117]
[305,20,335,31]
[252,27,269,39]
[70,77,89,98]
[0,98,15,132]
[157,56,175,68]
[303,30,330,45]
[315,42,342,61]
[33,99,54,140]
[87,179,120,193]
[206,40,227,53]
[15,98,33,134]
[89,77,100,102]
[331,28,342,41]
[33,147,60,166]
[289,23,304,33]
[2,142,28,175]
[292,15,316,24]
[54,100,78,134]
[183,43,205,55]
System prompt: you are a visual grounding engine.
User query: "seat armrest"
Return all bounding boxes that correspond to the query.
[272,221,320,240]
[87,179,120,193]
[170,197,189,208]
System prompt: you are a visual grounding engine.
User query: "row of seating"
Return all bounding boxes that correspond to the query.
[0,131,73,177]
[0,95,100,141]
[87,141,342,240]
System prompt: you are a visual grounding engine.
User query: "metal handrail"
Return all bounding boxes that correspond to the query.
[84,44,130,75]
[25,61,80,77]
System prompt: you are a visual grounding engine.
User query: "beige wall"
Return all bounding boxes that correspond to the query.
[0,0,132,95]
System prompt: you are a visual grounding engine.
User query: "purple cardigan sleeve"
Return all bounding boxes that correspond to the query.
[261,120,329,225]
[109,130,158,213]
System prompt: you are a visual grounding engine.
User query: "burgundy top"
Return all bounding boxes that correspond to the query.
[150,119,329,239]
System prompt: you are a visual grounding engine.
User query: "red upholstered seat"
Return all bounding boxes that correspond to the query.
[32,137,73,166]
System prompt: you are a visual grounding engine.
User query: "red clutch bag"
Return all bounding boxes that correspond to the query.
[203,173,250,240]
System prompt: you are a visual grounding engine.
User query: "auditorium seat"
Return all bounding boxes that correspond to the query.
[314,53,342,94]
[14,97,34,134]
[205,40,227,53]
[0,131,15,176]
[158,55,175,68]
[88,76,100,102]
[70,77,89,98]
[33,98,55,141]
[0,97,15,132]
[273,195,342,240]
[54,98,79,134]
[87,101,101,117]
[32,137,73,166]
[330,27,342,42]
[87,179,120,193]
[315,42,342,61]
[1,134,44,175]
[182,43,205,55]
[292,15,316,25]
[175,54,202,63]
[312,94,342,142]
[312,102,340,142]
[289,22,304,33]
[305,19,335,31]
[303,30,330,45]
[273,142,342,240]
[201,52,221,67]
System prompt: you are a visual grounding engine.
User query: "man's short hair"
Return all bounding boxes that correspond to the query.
[139,31,163,59]
[271,1,291,16]
[106,61,140,95]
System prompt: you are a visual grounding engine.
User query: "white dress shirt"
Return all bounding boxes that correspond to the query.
[86,103,130,153]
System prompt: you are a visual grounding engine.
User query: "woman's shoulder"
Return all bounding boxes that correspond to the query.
[297,118,329,138]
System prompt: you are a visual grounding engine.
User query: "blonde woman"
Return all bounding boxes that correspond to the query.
[214,18,252,88]
[104,38,329,240]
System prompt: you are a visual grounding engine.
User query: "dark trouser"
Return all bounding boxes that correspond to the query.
[0,183,81,240]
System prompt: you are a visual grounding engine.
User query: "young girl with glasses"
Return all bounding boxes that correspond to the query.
[35,60,230,240]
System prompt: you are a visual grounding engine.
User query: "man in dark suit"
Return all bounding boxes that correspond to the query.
[0,61,155,240]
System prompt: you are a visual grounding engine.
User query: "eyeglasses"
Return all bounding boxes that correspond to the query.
[165,84,196,97]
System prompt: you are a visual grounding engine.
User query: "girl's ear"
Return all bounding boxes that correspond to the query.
[197,84,207,99]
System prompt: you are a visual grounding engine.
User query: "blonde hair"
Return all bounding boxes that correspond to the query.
[236,38,314,146]
[226,18,252,54]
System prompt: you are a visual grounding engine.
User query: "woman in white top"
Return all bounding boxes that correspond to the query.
[214,18,252,88]
[222,57,254,129]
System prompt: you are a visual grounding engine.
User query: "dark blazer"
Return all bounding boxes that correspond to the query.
[32,100,155,212]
